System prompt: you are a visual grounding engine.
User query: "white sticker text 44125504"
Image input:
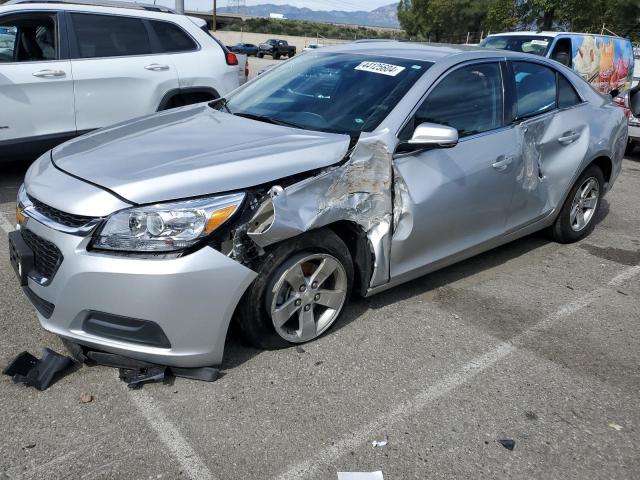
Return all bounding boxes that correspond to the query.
[355,62,406,77]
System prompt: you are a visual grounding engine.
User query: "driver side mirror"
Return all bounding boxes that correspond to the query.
[629,85,640,118]
[397,122,459,153]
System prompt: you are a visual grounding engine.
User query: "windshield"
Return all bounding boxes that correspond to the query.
[480,35,553,56]
[223,53,432,137]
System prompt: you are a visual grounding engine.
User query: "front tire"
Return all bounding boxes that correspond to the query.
[236,229,354,350]
[549,164,604,243]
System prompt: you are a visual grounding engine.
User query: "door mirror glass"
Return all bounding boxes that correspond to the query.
[630,85,640,118]
[399,122,458,152]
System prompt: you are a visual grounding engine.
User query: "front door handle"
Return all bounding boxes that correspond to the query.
[492,155,513,171]
[144,64,170,71]
[32,69,66,78]
[558,131,581,145]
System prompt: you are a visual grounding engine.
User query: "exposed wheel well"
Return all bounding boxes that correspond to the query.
[590,156,612,184]
[326,221,374,297]
[158,88,219,111]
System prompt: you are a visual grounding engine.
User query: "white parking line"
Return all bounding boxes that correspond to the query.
[128,389,216,480]
[0,211,14,233]
[275,264,640,480]
[0,209,213,479]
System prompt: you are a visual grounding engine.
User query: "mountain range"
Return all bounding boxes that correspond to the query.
[217,3,400,29]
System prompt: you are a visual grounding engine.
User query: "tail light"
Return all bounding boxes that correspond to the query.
[245,59,249,78]
[226,51,238,66]
[613,94,631,119]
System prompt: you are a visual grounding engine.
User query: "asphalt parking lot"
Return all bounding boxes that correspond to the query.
[1,152,639,479]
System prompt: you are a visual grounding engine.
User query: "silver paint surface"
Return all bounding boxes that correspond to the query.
[51,104,351,204]
[21,42,628,366]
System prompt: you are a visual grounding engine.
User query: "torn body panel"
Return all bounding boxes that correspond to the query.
[246,134,394,288]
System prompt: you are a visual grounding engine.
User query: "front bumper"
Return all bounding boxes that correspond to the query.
[19,218,257,368]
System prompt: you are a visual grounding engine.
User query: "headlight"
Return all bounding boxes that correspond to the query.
[92,193,245,253]
[16,184,28,228]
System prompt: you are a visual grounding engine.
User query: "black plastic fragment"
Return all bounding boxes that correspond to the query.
[170,366,220,382]
[3,349,73,391]
[498,439,515,451]
[61,338,88,364]
[86,350,157,369]
[62,340,221,388]
[119,366,167,389]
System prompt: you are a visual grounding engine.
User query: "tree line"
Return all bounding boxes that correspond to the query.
[397,0,640,43]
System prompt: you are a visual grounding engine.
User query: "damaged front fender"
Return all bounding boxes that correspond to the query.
[245,134,395,289]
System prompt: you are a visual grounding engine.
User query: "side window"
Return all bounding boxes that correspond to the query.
[404,62,504,139]
[558,73,581,108]
[150,20,197,53]
[513,61,557,118]
[550,38,572,67]
[70,13,151,58]
[0,15,56,63]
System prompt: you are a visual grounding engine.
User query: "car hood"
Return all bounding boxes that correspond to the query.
[52,104,351,205]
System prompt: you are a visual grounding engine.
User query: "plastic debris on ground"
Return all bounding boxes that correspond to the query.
[371,435,388,447]
[3,341,220,392]
[608,422,623,431]
[498,438,515,450]
[3,349,74,391]
[337,472,384,480]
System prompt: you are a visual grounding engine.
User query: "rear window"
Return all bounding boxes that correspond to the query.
[480,35,553,56]
[71,13,151,58]
[557,74,581,108]
[150,20,197,53]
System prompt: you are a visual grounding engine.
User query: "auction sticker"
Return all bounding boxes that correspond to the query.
[355,61,406,76]
[530,39,549,46]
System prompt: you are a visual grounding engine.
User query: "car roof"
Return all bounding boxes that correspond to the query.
[1,0,186,19]
[486,31,626,41]
[4,0,176,12]
[316,40,520,63]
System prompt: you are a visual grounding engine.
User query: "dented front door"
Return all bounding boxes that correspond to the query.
[391,127,520,281]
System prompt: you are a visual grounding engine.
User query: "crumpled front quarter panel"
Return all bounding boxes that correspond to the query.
[247,133,394,288]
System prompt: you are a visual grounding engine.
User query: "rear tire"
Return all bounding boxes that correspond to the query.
[549,164,604,243]
[236,229,354,350]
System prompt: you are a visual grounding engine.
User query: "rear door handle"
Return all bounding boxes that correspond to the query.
[557,131,581,145]
[32,69,66,78]
[144,64,170,71]
[492,155,513,171]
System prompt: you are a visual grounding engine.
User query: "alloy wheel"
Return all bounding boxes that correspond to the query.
[569,177,599,232]
[269,253,348,343]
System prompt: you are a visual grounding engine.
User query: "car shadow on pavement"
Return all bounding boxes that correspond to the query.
[222,199,610,371]
[0,160,29,204]
[626,149,640,163]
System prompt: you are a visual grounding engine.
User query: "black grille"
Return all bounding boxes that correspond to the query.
[28,195,95,228]
[21,229,63,281]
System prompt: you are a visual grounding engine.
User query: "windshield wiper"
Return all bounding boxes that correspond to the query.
[209,97,232,114]
[233,112,303,129]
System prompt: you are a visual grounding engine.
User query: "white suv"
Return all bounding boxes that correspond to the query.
[0,0,248,161]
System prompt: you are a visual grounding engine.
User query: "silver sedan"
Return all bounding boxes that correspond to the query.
[12,41,632,367]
